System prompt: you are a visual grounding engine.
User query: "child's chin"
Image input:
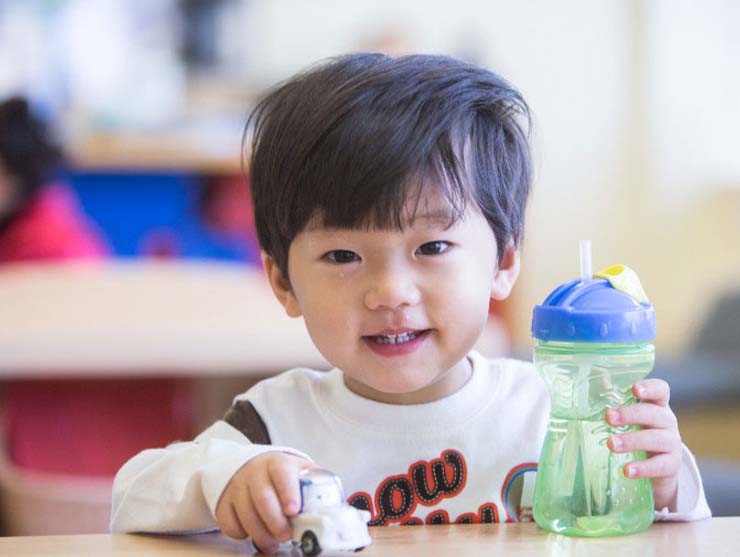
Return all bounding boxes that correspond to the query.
[369,372,427,392]
[379,378,438,398]
[350,377,430,399]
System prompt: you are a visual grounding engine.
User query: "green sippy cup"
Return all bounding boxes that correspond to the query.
[531,241,656,537]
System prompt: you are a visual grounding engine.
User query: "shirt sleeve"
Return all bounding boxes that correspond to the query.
[653,443,712,522]
[110,420,311,534]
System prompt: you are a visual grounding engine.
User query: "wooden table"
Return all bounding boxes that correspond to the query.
[0,261,327,377]
[0,259,503,379]
[0,520,735,557]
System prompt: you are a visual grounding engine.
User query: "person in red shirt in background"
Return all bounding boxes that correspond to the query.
[0,97,193,498]
[0,97,108,262]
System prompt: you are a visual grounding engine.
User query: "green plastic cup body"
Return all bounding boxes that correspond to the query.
[532,341,655,537]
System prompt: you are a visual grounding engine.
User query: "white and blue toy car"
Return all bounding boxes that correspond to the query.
[290,468,371,556]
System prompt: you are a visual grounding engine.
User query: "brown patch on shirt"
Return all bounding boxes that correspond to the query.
[223,400,271,444]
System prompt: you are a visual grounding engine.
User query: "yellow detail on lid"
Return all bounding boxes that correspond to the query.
[594,265,650,303]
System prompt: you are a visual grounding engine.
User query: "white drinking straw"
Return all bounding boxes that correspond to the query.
[580,240,592,281]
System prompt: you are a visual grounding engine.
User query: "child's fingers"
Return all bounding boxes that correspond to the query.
[622,453,681,480]
[267,457,309,516]
[249,482,293,544]
[608,428,680,455]
[633,379,671,406]
[606,402,678,430]
[217,502,248,540]
[240,489,280,554]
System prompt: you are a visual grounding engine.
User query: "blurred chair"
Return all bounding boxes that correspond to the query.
[0,444,112,536]
[694,291,740,359]
[696,459,740,518]
[0,379,196,535]
[0,261,326,534]
[652,289,740,517]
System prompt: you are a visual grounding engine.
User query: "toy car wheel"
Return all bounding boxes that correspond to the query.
[354,547,365,552]
[300,530,322,556]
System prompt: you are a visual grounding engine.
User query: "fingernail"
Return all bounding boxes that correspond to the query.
[254,542,278,555]
[635,384,645,397]
[611,436,623,451]
[626,465,637,478]
[607,409,620,424]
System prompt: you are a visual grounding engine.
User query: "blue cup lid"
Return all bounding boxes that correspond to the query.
[532,274,656,343]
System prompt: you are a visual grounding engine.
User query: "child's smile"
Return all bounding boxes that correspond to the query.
[263,190,520,405]
[362,328,432,356]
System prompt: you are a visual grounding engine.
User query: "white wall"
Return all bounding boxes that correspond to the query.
[239,0,740,353]
[5,0,735,353]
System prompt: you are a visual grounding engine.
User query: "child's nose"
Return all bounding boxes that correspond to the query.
[364,268,421,311]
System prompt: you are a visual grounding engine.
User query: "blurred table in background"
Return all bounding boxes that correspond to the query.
[0,261,326,377]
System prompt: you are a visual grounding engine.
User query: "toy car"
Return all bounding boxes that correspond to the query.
[290,468,371,555]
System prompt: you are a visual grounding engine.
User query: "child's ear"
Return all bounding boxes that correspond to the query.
[261,252,302,318]
[490,240,520,301]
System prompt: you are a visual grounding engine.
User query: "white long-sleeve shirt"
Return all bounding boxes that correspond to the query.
[110,351,711,533]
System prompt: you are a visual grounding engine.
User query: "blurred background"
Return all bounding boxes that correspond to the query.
[0,0,737,534]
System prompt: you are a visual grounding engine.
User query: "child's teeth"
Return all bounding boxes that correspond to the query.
[375,331,419,344]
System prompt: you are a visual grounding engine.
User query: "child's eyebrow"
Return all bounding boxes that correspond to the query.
[413,210,454,223]
[303,207,458,237]
[408,209,458,228]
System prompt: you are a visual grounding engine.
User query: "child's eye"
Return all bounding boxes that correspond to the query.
[323,250,360,264]
[416,241,451,256]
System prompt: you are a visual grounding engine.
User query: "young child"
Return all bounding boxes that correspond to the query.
[111,53,710,552]
[0,96,108,261]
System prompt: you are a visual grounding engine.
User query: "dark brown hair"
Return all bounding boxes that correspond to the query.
[246,53,532,278]
[0,96,63,195]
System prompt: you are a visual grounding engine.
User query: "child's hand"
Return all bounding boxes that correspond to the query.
[606,378,682,512]
[215,452,313,554]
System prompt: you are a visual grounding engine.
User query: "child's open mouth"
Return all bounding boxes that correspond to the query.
[362,329,431,356]
[368,331,422,344]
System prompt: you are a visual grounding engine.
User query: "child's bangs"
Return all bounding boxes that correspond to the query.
[313,142,472,233]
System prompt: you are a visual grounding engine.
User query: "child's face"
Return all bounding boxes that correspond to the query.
[263,190,520,404]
